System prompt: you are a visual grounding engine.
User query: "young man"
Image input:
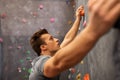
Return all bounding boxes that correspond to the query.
[29,0,120,80]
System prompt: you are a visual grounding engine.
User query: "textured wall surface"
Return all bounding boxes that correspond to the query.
[0,0,120,80]
[113,31,120,80]
[0,0,74,37]
[87,29,119,80]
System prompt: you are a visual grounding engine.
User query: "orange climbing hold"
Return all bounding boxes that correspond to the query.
[83,73,90,80]
[79,6,85,16]
[80,10,84,16]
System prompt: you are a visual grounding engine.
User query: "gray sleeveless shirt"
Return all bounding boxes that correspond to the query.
[29,55,60,80]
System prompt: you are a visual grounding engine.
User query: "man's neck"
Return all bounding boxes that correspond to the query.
[41,51,52,56]
[41,50,56,56]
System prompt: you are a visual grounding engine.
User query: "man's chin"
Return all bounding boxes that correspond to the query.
[51,48,60,54]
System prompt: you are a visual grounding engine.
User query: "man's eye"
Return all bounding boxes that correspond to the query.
[50,37,53,40]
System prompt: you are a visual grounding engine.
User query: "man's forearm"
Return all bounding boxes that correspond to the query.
[60,6,84,48]
[60,17,81,48]
[65,17,81,40]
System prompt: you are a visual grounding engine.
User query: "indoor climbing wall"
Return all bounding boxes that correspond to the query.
[0,0,119,80]
[0,0,75,80]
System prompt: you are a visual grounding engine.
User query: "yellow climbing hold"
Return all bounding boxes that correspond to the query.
[76,73,81,80]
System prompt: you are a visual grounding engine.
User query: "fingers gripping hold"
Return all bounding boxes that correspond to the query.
[77,6,85,16]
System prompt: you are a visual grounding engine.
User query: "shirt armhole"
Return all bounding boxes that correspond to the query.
[36,56,50,74]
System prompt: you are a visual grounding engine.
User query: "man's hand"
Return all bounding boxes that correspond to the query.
[87,0,120,37]
[75,6,85,19]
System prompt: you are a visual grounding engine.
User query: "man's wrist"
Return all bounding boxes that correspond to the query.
[76,17,81,21]
[85,25,102,40]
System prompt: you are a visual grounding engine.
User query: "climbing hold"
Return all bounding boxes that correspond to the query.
[71,0,75,7]
[8,46,13,49]
[56,31,60,34]
[71,68,76,73]
[22,67,26,71]
[69,68,76,73]
[17,67,22,72]
[83,20,87,27]
[68,74,71,79]
[66,0,70,5]
[80,10,84,16]
[28,68,32,73]
[50,18,55,23]
[1,13,7,19]
[29,59,32,62]
[73,5,75,8]
[83,73,90,80]
[76,73,81,80]
[24,75,28,78]
[26,50,31,54]
[80,6,85,16]
[39,4,43,9]
[17,46,22,49]
[22,18,27,23]
[68,20,72,25]
[32,12,38,17]
[19,59,24,63]
[80,60,84,64]
[26,57,31,60]
[0,38,3,43]
[69,68,72,72]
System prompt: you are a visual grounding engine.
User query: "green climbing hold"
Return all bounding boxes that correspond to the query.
[26,57,31,60]
[26,50,31,54]
[22,67,26,71]
[20,59,24,63]
[24,75,28,78]
[28,68,32,73]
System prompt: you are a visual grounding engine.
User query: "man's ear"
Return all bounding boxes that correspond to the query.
[40,44,47,51]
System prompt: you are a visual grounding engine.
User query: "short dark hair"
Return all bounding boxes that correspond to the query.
[30,29,48,56]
